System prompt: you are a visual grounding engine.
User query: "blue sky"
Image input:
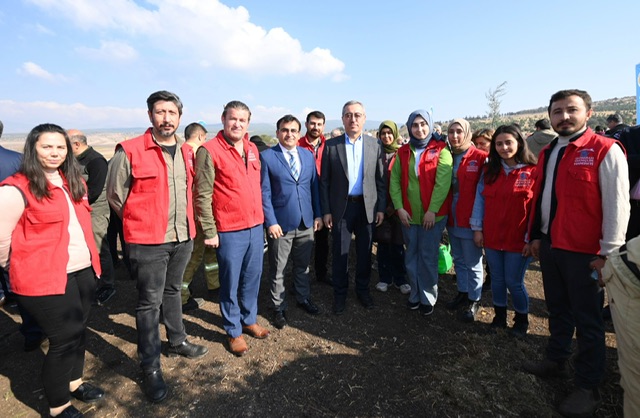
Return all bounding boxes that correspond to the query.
[1,0,639,133]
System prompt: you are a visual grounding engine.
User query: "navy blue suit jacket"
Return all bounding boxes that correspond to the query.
[0,146,22,182]
[261,145,321,233]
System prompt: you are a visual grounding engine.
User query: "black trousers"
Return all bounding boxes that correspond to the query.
[314,227,330,279]
[17,268,95,408]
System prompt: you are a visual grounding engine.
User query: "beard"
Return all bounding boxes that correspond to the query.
[156,124,176,138]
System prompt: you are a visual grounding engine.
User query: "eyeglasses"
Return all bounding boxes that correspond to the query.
[343,113,364,120]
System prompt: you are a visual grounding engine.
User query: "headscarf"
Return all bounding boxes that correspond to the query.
[378,120,400,153]
[407,109,433,150]
[449,118,473,154]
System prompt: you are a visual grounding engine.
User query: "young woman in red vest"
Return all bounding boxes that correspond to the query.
[470,124,538,337]
[445,118,488,322]
[0,124,104,418]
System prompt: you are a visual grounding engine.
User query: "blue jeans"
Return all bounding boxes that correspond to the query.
[449,233,484,302]
[402,218,446,306]
[217,225,264,338]
[129,240,193,372]
[377,243,406,286]
[484,249,531,313]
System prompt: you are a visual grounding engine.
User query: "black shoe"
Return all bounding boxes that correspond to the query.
[333,299,346,315]
[559,387,602,417]
[273,311,287,329]
[446,292,468,310]
[358,294,375,310]
[182,297,205,312]
[509,312,529,338]
[0,294,5,308]
[461,301,479,322]
[490,306,508,329]
[298,299,320,315]
[167,340,208,359]
[53,405,84,418]
[419,303,434,316]
[143,370,168,403]
[70,382,105,403]
[407,300,420,310]
[24,335,47,352]
[95,286,116,306]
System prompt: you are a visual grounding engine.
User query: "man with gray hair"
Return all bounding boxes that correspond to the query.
[320,100,386,315]
[69,129,115,306]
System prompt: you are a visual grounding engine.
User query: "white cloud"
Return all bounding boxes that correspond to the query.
[0,99,147,132]
[27,0,345,78]
[35,23,55,35]
[17,62,66,81]
[76,40,138,61]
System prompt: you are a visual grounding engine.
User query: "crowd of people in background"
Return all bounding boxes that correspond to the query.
[0,89,639,418]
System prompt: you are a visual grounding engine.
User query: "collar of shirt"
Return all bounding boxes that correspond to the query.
[278,143,297,156]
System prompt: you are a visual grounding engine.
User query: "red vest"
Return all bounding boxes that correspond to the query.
[1,173,101,296]
[448,147,487,228]
[119,129,196,244]
[397,141,450,217]
[201,131,263,232]
[298,134,326,175]
[483,165,537,252]
[532,129,615,254]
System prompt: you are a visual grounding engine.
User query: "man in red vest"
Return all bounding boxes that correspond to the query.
[298,111,332,285]
[524,89,630,417]
[194,101,269,357]
[107,91,208,404]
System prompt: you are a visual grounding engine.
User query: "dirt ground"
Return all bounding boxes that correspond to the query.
[0,245,623,418]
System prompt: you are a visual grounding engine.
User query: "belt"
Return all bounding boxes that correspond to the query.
[619,244,640,279]
[346,195,364,202]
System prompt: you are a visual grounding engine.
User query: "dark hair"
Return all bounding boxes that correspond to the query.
[606,113,623,124]
[0,120,3,138]
[595,125,606,132]
[184,122,207,140]
[147,90,183,116]
[548,89,592,114]
[222,101,251,120]
[484,124,537,184]
[534,119,551,130]
[21,123,85,201]
[276,114,301,131]
[306,111,325,123]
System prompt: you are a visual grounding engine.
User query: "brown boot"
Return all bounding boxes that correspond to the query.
[228,335,248,356]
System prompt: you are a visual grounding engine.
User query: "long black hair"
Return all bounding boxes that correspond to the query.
[21,123,86,201]
[485,124,537,184]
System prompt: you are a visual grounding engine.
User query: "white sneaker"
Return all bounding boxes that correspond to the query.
[398,284,411,295]
[375,282,389,292]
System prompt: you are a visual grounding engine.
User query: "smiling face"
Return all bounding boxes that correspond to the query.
[341,103,366,138]
[448,123,469,151]
[410,116,430,140]
[494,132,518,165]
[379,126,395,145]
[277,120,300,150]
[36,132,68,173]
[549,95,592,137]
[222,107,251,143]
[305,116,325,141]
[148,100,181,140]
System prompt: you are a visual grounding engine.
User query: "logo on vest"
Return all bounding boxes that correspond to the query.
[514,171,533,189]
[466,160,479,172]
[574,149,595,166]
[248,150,258,162]
[426,149,438,160]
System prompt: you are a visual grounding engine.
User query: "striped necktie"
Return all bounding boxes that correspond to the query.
[288,151,299,180]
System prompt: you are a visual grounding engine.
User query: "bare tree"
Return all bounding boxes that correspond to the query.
[486,81,507,128]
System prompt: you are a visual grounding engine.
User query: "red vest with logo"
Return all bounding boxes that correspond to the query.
[298,134,326,175]
[448,147,487,228]
[532,129,615,254]
[1,173,101,296]
[119,129,195,244]
[483,165,537,252]
[201,131,263,232]
[397,140,450,217]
